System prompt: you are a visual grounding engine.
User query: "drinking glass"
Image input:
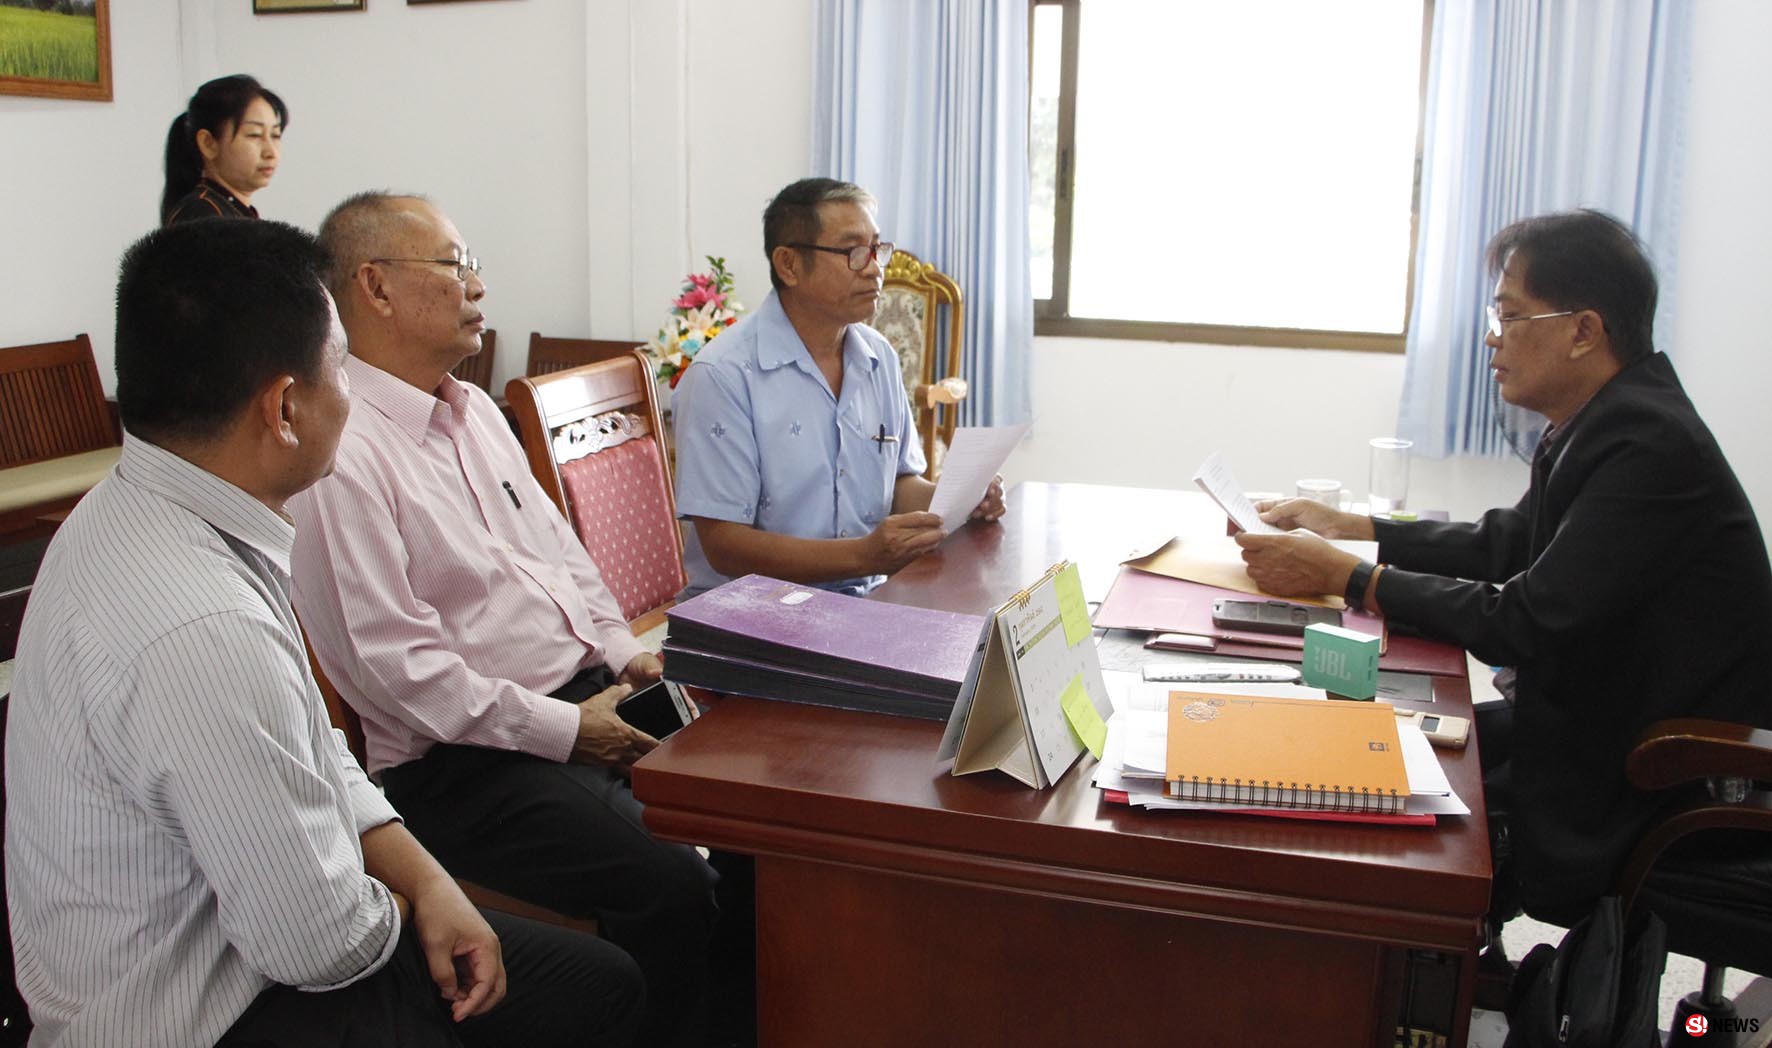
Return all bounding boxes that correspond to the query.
[1369,437,1413,515]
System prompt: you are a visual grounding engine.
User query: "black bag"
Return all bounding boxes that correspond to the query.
[1503,895,1667,1048]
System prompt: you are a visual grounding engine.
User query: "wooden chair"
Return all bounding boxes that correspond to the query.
[448,327,497,393]
[525,333,644,377]
[1,335,121,543]
[299,630,600,939]
[875,249,967,479]
[1603,719,1772,1041]
[505,351,684,636]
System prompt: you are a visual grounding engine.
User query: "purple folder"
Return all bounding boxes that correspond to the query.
[665,574,987,695]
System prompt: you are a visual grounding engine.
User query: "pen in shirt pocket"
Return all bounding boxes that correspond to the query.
[502,480,522,509]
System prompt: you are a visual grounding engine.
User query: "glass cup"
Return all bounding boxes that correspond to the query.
[1369,437,1413,516]
[1295,478,1343,508]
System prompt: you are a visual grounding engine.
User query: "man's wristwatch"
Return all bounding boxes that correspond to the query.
[1344,559,1378,610]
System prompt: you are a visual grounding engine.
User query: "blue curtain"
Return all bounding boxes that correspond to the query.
[1398,0,1691,458]
[811,0,1033,428]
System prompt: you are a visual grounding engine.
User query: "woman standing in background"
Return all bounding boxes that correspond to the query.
[161,75,288,226]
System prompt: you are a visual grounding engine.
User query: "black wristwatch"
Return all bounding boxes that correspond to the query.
[1344,560,1377,610]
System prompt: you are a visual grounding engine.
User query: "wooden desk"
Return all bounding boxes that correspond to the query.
[634,482,1490,1047]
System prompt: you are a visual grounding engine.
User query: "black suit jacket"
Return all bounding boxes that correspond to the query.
[1372,352,1772,919]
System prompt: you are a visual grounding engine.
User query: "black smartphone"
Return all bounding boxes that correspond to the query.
[616,680,695,740]
[1210,599,1343,636]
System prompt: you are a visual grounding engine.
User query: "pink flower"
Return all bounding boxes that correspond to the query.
[673,287,726,311]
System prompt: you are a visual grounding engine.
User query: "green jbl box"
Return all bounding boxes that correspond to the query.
[1302,623,1380,700]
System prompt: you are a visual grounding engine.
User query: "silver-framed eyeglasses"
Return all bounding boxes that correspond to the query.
[371,253,481,282]
[786,240,894,272]
[1486,304,1574,338]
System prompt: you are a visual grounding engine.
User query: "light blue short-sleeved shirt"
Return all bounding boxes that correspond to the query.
[674,289,926,597]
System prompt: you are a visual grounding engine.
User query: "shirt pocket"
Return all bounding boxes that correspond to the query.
[836,403,898,526]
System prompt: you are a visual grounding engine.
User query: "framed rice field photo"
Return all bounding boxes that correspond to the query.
[253,0,366,13]
[0,0,111,102]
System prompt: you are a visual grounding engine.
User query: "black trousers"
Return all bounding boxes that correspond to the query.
[216,908,643,1047]
[381,667,725,1048]
[1476,699,1522,937]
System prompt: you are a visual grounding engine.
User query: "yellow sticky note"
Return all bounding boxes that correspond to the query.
[1054,562,1091,648]
[1060,673,1107,759]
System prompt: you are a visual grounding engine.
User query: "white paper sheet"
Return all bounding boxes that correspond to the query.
[927,424,1029,533]
[1191,451,1282,535]
[1396,721,1455,798]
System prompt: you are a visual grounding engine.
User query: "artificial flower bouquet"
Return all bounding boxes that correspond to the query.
[646,256,743,388]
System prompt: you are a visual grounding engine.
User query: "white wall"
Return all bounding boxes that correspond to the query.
[1669,0,1772,532]
[1005,337,1530,522]
[0,2,189,378]
[586,1,813,347]
[208,0,593,394]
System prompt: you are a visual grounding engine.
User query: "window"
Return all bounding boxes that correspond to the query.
[1030,0,1432,352]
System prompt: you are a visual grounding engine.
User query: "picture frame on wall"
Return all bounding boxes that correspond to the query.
[0,0,112,102]
[253,0,366,13]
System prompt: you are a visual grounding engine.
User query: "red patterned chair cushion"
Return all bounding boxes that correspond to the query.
[557,438,682,621]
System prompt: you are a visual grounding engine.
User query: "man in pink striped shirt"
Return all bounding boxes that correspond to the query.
[290,193,728,1048]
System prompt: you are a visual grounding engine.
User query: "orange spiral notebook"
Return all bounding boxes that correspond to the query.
[1164,692,1410,814]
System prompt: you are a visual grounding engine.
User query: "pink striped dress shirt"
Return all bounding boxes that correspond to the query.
[289,356,646,774]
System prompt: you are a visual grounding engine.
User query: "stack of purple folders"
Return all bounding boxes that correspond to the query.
[662,574,987,720]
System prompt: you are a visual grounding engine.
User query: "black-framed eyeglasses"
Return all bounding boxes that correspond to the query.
[1486,304,1574,339]
[786,240,894,272]
[371,254,481,283]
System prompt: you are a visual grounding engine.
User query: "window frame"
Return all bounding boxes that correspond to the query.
[1029,0,1434,354]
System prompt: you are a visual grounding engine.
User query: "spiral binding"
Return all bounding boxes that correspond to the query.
[1006,561,1068,611]
[1166,775,1408,814]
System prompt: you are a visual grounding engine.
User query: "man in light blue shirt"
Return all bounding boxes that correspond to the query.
[673,177,1003,597]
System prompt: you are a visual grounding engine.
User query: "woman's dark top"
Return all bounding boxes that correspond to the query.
[163,178,258,226]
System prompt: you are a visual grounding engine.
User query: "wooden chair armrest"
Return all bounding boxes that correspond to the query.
[1626,718,1772,791]
[1615,791,1772,913]
[918,377,970,409]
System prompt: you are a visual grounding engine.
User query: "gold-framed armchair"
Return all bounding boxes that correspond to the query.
[874,249,967,480]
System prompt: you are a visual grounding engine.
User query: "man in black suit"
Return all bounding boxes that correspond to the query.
[1236,210,1772,929]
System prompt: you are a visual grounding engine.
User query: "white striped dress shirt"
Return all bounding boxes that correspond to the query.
[288,357,645,775]
[4,436,401,1048]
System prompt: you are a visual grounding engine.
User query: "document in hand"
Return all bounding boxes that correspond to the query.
[938,561,1114,788]
[1164,692,1410,814]
[1192,451,1281,535]
[925,424,1029,533]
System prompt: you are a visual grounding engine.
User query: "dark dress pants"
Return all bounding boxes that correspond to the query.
[381,668,724,1048]
[1475,698,1522,936]
[217,909,643,1047]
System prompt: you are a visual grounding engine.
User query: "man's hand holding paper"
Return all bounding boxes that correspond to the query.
[1236,497,1377,601]
[1234,528,1361,600]
[1254,497,1376,541]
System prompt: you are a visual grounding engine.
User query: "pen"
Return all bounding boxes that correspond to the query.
[872,424,899,453]
[502,481,522,509]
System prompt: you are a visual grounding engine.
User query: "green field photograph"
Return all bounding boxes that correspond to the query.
[0,0,110,101]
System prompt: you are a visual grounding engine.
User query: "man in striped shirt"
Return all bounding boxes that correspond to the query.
[290,193,730,1048]
[4,219,642,1046]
